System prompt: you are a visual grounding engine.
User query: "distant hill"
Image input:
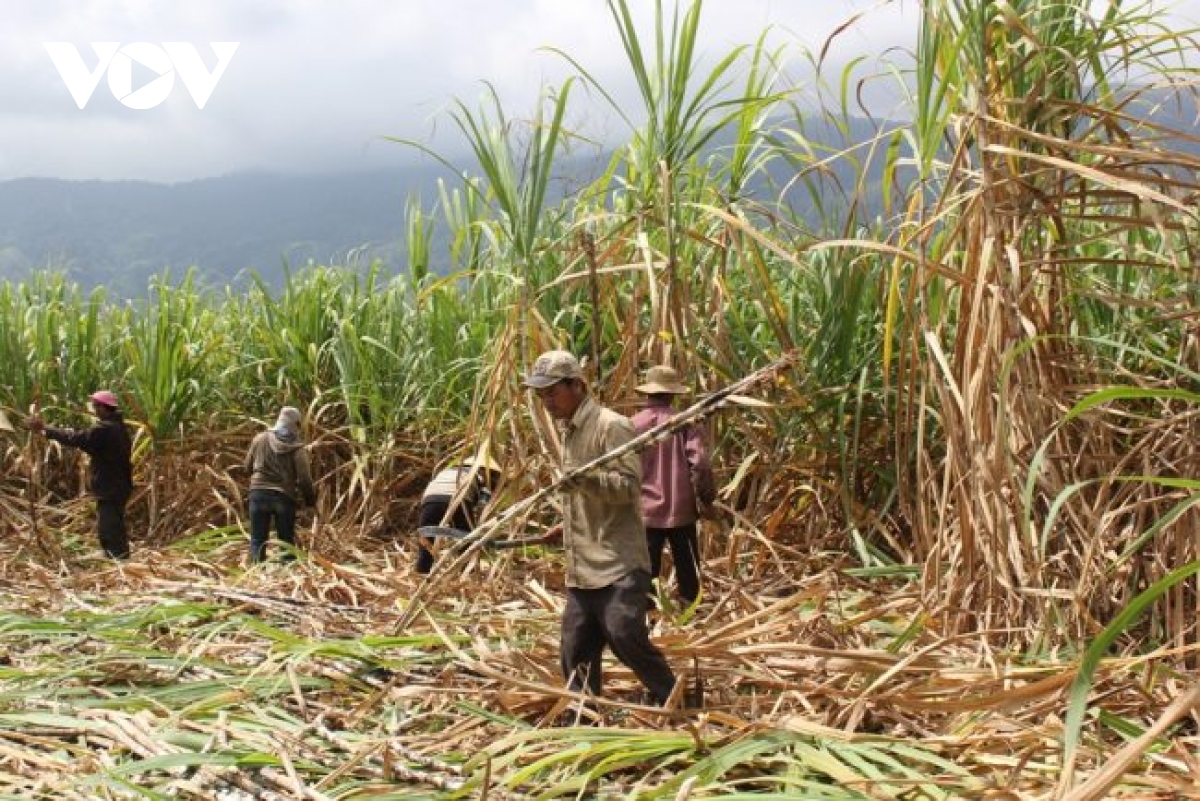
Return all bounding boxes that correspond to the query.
[1,92,1192,298]
[0,166,461,297]
[0,114,894,297]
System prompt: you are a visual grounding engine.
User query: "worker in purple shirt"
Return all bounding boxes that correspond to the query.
[630,365,716,605]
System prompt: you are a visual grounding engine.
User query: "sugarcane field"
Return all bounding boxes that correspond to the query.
[4,1,1200,799]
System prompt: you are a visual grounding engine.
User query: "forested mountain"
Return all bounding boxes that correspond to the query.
[0,114,898,297]
[0,165,464,296]
[1,89,1190,299]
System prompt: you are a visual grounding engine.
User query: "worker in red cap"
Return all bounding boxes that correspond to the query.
[29,390,134,559]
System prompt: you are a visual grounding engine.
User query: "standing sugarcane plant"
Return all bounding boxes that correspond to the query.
[556,0,791,374]
[2,275,114,409]
[391,79,584,475]
[884,0,1200,640]
[122,270,216,541]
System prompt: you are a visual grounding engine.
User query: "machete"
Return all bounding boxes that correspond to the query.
[416,525,556,551]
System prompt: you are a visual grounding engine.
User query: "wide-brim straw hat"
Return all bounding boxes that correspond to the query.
[636,365,688,395]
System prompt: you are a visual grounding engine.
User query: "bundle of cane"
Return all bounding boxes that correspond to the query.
[394,349,798,631]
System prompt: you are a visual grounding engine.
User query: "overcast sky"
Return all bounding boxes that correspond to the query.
[2,1,1197,184]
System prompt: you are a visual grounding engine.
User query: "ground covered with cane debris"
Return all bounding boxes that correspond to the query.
[4,1,1200,795]
[1,525,1197,800]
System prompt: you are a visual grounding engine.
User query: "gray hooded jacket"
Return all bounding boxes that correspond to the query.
[245,430,316,505]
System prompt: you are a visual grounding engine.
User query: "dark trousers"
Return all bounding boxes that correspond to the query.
[96,498,130,559]
[560,569,677,705]
[248,489,297,562]
[647,522,700,603]
[416,497,471,574]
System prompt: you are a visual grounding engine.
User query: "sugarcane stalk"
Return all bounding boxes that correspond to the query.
[307,505,323,558]
[581,230,603,386]
[25,399,62,562]
[394,349,798,631]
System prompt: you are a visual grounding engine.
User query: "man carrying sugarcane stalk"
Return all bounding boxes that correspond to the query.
[522,349,682,708]
[27,390,133,560]
[400,349,796,710]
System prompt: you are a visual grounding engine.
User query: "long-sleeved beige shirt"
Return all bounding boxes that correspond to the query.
[560,396,649,588]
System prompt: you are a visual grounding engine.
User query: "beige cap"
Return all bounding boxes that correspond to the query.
[522,350,582,388]
[463,448,501,473]
[636,365,688,395]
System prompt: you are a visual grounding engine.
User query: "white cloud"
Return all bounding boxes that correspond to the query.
[1,0,1197,182]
